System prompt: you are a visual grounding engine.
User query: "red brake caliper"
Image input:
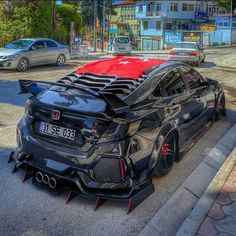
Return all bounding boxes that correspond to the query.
[161,143,171,157]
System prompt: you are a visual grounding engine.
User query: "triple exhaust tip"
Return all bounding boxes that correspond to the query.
[36,171,57,189]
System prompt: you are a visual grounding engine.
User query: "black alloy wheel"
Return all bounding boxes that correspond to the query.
[213,96,226,121]
[154,133,177,176]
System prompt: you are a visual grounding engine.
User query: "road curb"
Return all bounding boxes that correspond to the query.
[139,122,236,236]
[176,147,236,236]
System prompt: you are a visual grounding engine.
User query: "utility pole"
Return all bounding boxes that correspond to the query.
[101,0,105,52]
[230,0,233,45]
[94,0,97,52]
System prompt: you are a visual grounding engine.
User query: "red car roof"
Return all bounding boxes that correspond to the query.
[74,57,167,80]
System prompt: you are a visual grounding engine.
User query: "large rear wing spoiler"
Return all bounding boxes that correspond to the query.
[18,79,129,115]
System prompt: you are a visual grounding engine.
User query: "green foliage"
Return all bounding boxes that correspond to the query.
[0,0,53,46]
[0,0,83,47]
[29,0,53,37]
[52,24,68,44]
[215,0,236,11]
[56,3,83,35]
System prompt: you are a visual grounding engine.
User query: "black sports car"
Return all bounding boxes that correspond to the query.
[9,57,225,213]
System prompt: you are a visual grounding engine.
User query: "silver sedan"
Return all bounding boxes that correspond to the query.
[168,42,205,67]
[0,38,70,71]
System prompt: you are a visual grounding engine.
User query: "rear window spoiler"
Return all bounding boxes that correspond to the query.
[18,79,130,115]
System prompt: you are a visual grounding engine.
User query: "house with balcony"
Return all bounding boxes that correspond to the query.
[136,0,227,50]
[110,0,140,49]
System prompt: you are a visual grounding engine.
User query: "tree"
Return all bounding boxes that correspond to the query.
[215,0,236,12]
[0,0,53,46]
[56,3,83,35]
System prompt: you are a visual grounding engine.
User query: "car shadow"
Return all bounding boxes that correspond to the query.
[0,63,75,75]
[199,61,216,68]
[0,79,28,107]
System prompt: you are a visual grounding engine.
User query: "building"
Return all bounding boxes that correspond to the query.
[110,0,140,49]
[135,0,231,50]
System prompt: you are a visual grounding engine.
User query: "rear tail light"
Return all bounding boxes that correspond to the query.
[119,159,125,180]
[169,51,176,55]
[93,157,126,182]
[189,52,198,56]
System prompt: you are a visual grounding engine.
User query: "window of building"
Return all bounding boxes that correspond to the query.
[233,22,236,27]
[156,3,161,11]
[182,3,194,11]
[165,22,172,30]
[170,3,178,12]
[139,4,143,13]
[143,21,148,30]
[218,21,229,27]
[156,21,161,30]
[147,3,151,12]
[207,4,218,13]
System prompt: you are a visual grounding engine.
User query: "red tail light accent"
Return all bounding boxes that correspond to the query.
[119,159,125,179]
[169,51,176,55]
[189,52,198,56]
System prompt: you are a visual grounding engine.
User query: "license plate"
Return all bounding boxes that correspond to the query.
[177,52,187,55]
[39,122,76,140]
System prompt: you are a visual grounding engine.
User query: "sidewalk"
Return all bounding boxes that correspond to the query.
[140,123,236,236]
[197,164,236,236]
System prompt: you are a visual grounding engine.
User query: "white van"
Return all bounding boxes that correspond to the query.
[112,36,132,55]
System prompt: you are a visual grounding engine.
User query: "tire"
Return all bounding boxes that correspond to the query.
[213,95,226,121]
[201,55,205,63]
[16,57,29,72]
[56,54,66,66]
[153,132,178,176]
[195,58,200,67]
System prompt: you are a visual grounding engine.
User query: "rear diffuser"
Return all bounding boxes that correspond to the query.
[9,152,155,213]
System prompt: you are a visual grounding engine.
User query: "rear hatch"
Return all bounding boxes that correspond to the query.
[28,88,111,151]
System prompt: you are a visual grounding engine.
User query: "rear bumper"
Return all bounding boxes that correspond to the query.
[112,48,132,54]
[168,55,199,63]
[14,116,151,198]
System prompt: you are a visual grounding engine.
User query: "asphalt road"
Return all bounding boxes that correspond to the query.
[0,47,236,236]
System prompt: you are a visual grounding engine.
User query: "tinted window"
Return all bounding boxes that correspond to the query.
[153,69,187,97]
[181,66,205,89]
[114,37,130,44]
[46,40,58,48]
[32,41,45,49]
[174,43,197,49]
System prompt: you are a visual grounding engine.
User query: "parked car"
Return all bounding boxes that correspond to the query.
[10,57,225,212]
[168,42,205,66]
[0,38,70,71]
[112,36,132,55]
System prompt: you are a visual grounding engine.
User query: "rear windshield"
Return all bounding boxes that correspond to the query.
[114,37,130,44]
[174,43,197,49]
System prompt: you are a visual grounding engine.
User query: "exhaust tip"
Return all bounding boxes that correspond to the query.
[49,177,57,189]
[35,172,43,183]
